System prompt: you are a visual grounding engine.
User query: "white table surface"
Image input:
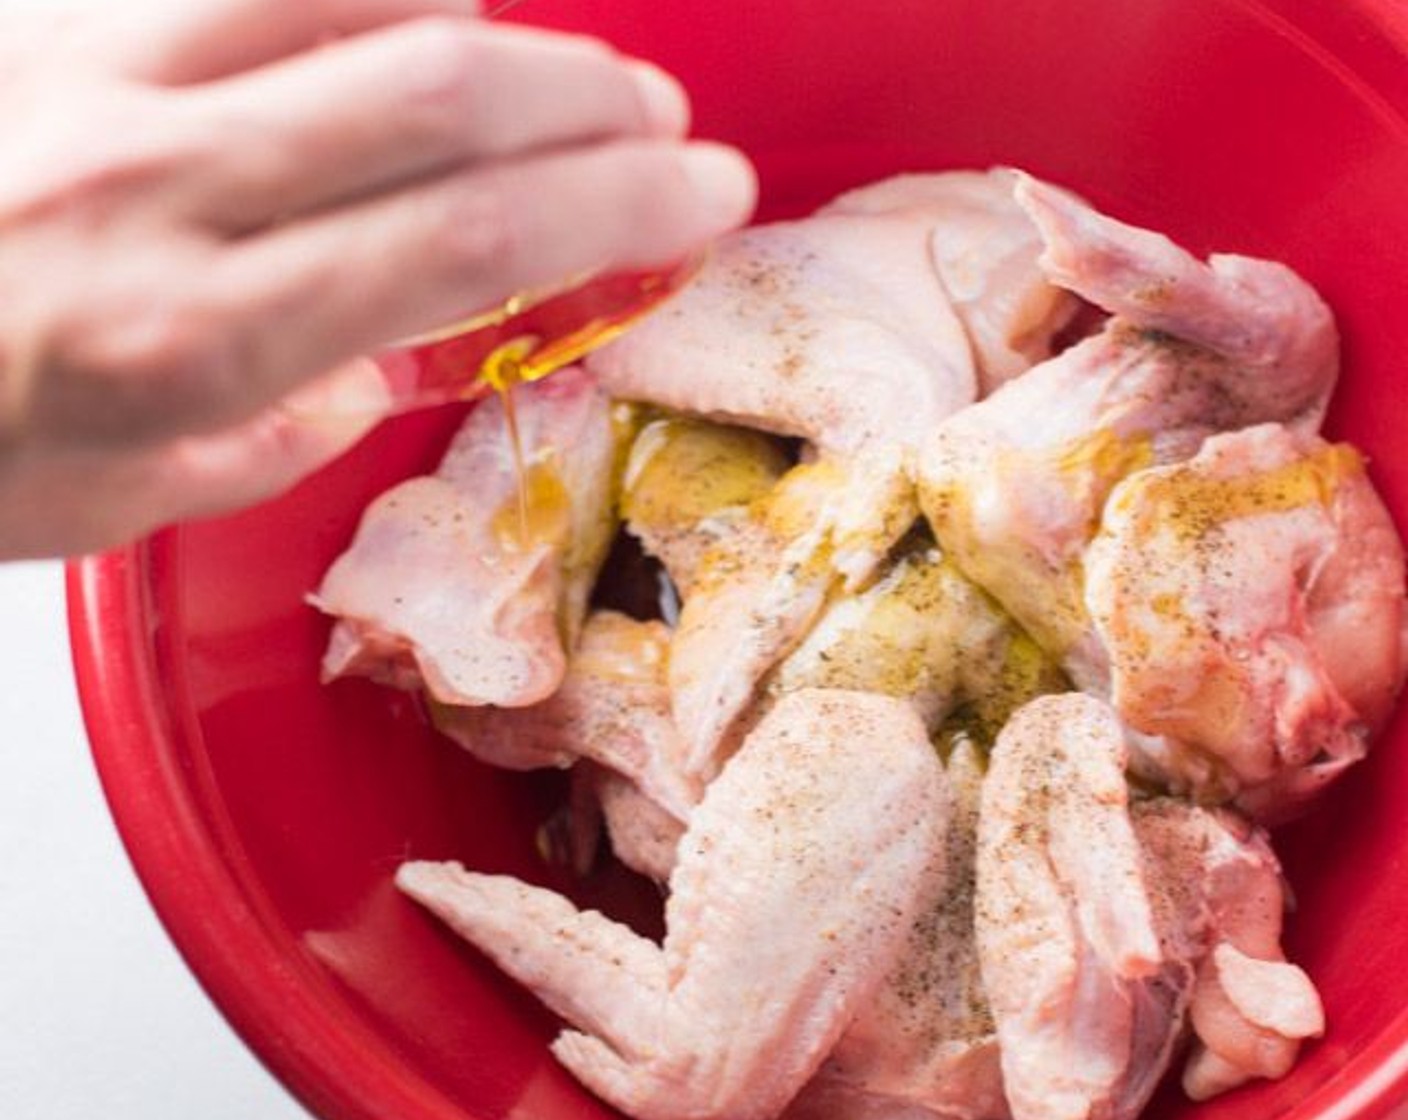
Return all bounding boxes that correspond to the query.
[0,561,311,1120]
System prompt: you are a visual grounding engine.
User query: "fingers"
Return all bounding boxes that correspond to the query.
[36,138,753,443]
[100,0,481,85]
[0,360,390,559]
[8,7,754,449]
[166,139,756,433]
[154,359,393,519]
[178,19,689,231]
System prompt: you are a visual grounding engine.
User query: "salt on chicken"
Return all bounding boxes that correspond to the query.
[919,173,1339,693]
[397,689,952,1120]
[620,415,791,598]
[1087,422,1408,818]
[767,531,1068,738]
[311,367,621,706]
[1133,798,1325,1100]
[975,693,1188,1120]
[592,171,1078,783]
[790,738,1009,1120]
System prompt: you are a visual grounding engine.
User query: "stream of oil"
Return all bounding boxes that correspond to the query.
[471,260,702,543]
[477,338,537,542]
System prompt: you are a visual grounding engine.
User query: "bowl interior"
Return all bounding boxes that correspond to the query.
[70,2,1408,1119]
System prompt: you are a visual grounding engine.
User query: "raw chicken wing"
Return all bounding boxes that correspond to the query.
[590,170,1078,452]
[433,610,698,818]
[976,693,1189,1120]
[793,739,1009,1120]
[312,367,619,706]
[590,181,973,456]
[919,174,1338,691]
[397,689,951,1120]
[1132,799,1324,1099]
[1086,423,1408,818]
[821,169,1079,393]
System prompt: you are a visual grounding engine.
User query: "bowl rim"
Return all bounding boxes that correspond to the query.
[63,2,1408,1118]
[66,548,484,1120]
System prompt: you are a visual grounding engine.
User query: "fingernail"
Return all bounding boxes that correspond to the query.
[630,61,689,137]
[680,142,759,230]
[630,61,690,136]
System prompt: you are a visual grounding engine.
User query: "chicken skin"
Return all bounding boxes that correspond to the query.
[312,367,620,706]
[793,739,1009,1120]
[767,533,1067,737]
[820,169,1079,394]
[1132,799,1324,1101]
[1087,423,1407,818]
[666,448,917,784]
[398,689,951,1120]
[432,610,698,819]
[590,176,979,456]
[975,694,1187,1120]
[919,174,1338,691]
[620,415,791,598]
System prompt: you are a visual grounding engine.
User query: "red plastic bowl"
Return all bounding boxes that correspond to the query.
[67,2,1408,1119]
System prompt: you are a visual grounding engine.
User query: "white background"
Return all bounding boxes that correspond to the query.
[0,1,311,1118]
[0,563,315,1120]
[0,563,310,1120]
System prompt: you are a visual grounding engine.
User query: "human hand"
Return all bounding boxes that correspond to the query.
[0,0,757,558]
